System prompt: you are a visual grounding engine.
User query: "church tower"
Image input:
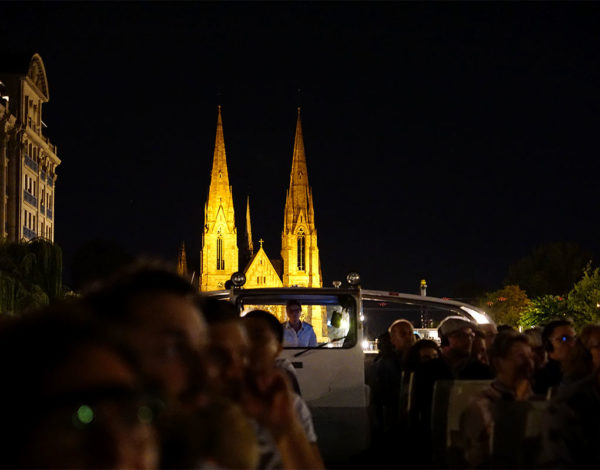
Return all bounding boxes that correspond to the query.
[281,108,322,288]
[200,106,239,290]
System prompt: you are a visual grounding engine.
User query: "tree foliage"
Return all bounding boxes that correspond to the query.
[478,285,530,327]
[519,295,569,329]
[0,238,62,315]
[505,242,592,298]
[566,265,600,328]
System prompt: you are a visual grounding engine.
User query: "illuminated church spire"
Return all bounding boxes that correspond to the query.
[246,196,254,259]
[200,106,238,291]
[281,107,321,288]
[177,241,188,277]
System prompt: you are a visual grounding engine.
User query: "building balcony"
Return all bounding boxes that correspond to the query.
[47,208,52,220]
[24,154,39,172]
[23,226,36,240]
[23,191,37,208]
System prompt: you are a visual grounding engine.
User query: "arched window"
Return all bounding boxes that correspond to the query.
[297,229,305,271]
[217,236,225,270]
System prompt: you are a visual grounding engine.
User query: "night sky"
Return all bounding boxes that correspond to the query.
[2,2,600,296]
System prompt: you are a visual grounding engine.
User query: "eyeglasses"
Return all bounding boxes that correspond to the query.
[551,335,576,344]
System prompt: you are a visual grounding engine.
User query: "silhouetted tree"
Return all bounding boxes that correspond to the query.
[505,242,592,297]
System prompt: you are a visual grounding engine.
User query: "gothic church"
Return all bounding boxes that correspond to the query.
[181,106,323,293]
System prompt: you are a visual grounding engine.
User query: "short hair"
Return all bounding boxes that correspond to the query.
[286,300,301,309]
[388,319,414,334]
[542,319,573,352]
[243,310,284,344]
[84,262,196,324]
[523,327,544,348]
[488,331,530,364]
[199,297,240,325]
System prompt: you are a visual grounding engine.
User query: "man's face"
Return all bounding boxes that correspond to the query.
[27,345,158,469]
[286,304,302,324]
[549,325,576,363]
[243,318,281,374]
[208,321,250,399]
[471,336,489,365]
[127,293,208,406]
[390,323,415,352]
[419,346,439,363]
[447,327,474,356]
[585,331,600,371]
[498,341,534,381]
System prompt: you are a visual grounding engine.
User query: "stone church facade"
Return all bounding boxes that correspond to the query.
[177,106,324,333]
[193,105,322,292]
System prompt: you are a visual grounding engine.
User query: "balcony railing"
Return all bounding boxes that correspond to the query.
[24,154,39,172]
[23,226,36,240]
[23,191,37,207]
[47,208,53,220]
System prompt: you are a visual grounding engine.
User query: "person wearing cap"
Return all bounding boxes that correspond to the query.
[438,316,477,373]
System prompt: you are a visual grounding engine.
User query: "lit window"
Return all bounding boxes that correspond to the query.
[297,229,305,271]
[217,236,224,270]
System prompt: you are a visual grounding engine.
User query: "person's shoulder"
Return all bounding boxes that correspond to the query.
[301,322,314,330]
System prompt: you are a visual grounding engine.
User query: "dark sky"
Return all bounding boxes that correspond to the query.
[2,2,600,296]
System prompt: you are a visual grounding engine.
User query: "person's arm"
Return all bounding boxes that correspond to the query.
[308,326,317,347]
[243,370,324,470]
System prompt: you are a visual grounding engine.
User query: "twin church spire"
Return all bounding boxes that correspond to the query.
[199,106,322,291]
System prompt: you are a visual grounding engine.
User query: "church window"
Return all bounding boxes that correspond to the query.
[217,236,225,270]
[297,229,305,271]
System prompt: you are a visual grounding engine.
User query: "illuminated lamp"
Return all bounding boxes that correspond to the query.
[230,272,246,288]
[346,272,361,286]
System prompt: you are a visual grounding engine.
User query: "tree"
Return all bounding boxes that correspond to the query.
[477,285,530,327]
[505,242,592,297]
[519,295,569,329]
[566,265,600,328]
[0,238,62,315]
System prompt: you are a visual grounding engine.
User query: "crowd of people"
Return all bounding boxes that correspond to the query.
[0,263,324,470]
[367,313,600,468]
[1,260,599,469]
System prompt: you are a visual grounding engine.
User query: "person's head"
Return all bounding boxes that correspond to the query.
[405,339,441,370]
[542,319,576,363]
[523,327,547,371]
[479,323,498,350]
[202,298,248,400]
[563,324,600,380]
[0,303,158,469]
[579,324,600,371]
[471,329,489,365]
[438,316,475,357]
[388,319,416,353]
[242,310,283,374]
[84,263,207,407]
[497,324,516,334]
[285,300,302,325]
[489,331,534,387]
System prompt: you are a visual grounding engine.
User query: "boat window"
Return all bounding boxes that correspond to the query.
[236,293,357,349]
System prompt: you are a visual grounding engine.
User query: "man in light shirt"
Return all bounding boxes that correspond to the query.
[282,300,317,347]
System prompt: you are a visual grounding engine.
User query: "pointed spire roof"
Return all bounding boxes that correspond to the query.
[177,241,188,277]
[290,107,310,189]
[206,106,235,219]
[246,196,254,257]
[284,107,312,230]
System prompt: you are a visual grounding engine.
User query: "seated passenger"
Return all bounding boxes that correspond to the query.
[205,300,323,470]
[539,324,600,468]
[0,304,158,469]
[282,300,317,347]
[533,319,576,395]
[460,332,534,468]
